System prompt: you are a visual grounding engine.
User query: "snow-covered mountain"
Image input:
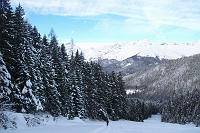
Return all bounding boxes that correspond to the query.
[99,55,163,76]
[78,41,200,61]
[124,53,200,101]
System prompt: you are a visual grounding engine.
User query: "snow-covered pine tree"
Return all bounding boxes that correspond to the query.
[101,72,114,120]
[69,71,80,118]
[90,62,109,120]
[74,69,85,118]
[8,4,42,113]
[82,62,101,119]
[0,0,16,78]
[40,35,62,116]
[49,31,70,116]
[116,72,127,119]
[161,89,200,126]
[192,89,200,126]
[0,0,15,110]
[108,71,119,120]
[55,44,71,117]
[68,50,86,119]
[0,54,22,112]
[28,25,45,111]
[0,52,13,110]
[193,103,200,127]
[61,44,70,72]
[0,0,13,55]
[24,22,44,111]
[0,2,23,112]
[37,35,48,107]
[30,26,42,51]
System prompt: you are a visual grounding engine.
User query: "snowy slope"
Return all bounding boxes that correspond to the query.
[1,115,199,133]
[78,41,200,61]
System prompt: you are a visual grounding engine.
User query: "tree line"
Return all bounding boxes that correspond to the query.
[126,98,158,122]
[161,89,200,127]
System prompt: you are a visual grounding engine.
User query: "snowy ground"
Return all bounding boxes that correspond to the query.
[2,115,200,133]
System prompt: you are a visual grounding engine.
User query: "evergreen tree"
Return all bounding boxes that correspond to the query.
[92,63,109,120]
[58,44,71,116]
[0,52,12,110]
[0,0,16,78]
[0,0,13,55]
[40,35,61,116]
[30,26,41,50]
[116,72,127,119]
[7,4,41,113]
[83,62,101,119]
[68,50,86,118]
[161,90,200,126]
[49,31,70,116]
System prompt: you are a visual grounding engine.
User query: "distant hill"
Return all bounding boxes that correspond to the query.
[98,55,163,76]
[124,54,200,101]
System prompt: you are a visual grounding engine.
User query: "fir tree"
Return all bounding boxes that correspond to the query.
[83,62,102,119]
[0,52,12,110]
[161,90,200,126]
[49,31,70,116]
[0,0,16,78]
[8,4,40,113]
[40,35,62,116]
[116,72,127,119]
[68,50,86,118]
[30,26,41,50]
[58,44,71,116]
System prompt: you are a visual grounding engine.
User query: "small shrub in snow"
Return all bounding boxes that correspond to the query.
[0,112,17,129]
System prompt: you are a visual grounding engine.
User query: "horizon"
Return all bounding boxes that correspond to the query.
[12,0,200,45]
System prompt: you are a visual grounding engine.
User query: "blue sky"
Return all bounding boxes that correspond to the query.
[12,0,200,44]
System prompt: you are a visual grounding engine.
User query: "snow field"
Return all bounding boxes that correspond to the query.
[1,115,200,133]
[77,41,200,61]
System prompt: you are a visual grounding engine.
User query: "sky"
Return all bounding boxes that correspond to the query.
[12,0,200,44]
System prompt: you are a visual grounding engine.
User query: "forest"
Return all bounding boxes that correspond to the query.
[0,0,200,129]
[0,0,156,126]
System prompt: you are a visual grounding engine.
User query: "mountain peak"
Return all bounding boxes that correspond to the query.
[78,41,200,61]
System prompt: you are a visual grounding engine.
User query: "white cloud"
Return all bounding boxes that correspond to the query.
[141,0,200,30]
[12,0,200,31]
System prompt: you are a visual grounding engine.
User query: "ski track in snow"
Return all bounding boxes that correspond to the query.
[2,115,200,133]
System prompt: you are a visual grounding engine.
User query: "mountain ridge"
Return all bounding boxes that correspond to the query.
[75,41,200,61]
